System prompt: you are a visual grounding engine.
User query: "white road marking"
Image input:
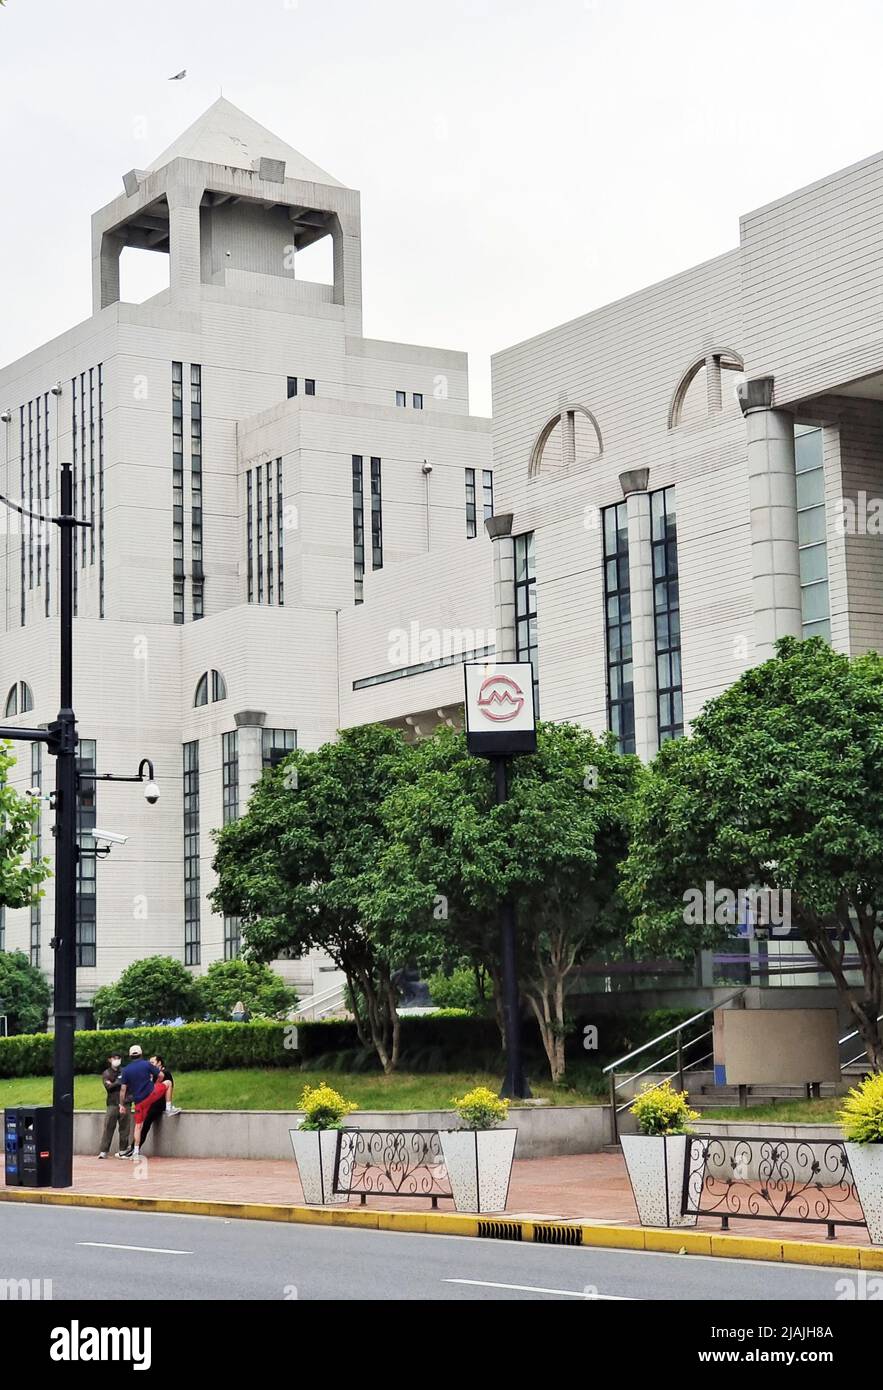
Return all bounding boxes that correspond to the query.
[444,1278,633,1299]
[77,1242,192,1255]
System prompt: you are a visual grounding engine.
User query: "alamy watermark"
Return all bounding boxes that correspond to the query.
[682,882,791,935]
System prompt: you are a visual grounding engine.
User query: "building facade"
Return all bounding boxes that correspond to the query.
[0,101,494,1013]
[4,105,883,1010]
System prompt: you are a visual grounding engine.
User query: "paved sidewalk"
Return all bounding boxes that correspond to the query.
[47,1151,869,1247]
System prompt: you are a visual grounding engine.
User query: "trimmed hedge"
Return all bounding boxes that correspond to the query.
[0,1021,297,1079]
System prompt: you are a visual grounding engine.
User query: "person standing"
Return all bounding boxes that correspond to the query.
[118,1044,162,1160]
[98,1052,131,1158]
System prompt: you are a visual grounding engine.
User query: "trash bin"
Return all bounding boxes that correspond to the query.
[4,1110,21,1186]
[5,1106,53,1187]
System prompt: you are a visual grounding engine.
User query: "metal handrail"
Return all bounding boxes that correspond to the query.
[838,1012,883,1047]
[604,988,747,1145]
[615,1048,714,1115]
[610,1029,712,1097]
[601,988,746,1076]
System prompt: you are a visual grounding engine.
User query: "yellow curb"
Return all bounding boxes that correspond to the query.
[859,1247,883,1272]
[377,1211,427,1234]
[784,1240,863,1268]
[579,1224,645,1251]
[711,1234,784,1262]
[424,1212,478,1237]
[329,1207,379,1229]
[644,1228,712,1257]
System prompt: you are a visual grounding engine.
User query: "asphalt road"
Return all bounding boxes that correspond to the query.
[0,1201,861,1301]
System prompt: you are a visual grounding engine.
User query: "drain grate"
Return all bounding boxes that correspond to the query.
[477,1219,523,1241]
[532,1223,584,1246]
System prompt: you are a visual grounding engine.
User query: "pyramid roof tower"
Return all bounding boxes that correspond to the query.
[146,97,343,187]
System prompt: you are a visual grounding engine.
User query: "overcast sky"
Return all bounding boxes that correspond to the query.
[3,0,883,415]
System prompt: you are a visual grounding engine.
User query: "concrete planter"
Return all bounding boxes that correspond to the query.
[846,1143,883,1245]
[288,1128,348,1206]
[621,1133,697,1228]
[438,1129,517,1213]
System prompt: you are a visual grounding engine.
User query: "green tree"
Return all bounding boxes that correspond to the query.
[212,725,428,1073]
[623,637,883,1069]
[92,955,201,1027]
[196,958,298,1021]
[0,951,51,1033]
[427,963,491,1014]
[0,741,49,912]
[374,723,639,1083]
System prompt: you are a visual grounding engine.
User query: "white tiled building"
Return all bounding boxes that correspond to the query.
[0,101,494,1013]
[5,103,883,1010]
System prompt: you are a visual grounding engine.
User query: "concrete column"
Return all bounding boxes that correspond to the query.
[620,469,658,761]
[167,184,203,311]
[92,232,123,312]
[486,513,516,662]
[234,711,267,804]
[738,377,802,660]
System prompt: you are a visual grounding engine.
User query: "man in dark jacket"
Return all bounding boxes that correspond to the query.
[98,1053,131,1158]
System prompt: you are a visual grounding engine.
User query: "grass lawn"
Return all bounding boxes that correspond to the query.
[697,1097,844,1124]
[0,1067,606,1112]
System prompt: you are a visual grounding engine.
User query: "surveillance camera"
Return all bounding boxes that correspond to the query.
[421,462,433,475]
[143,779,160,805]
[0,411,11,424]
[51,382,63,397]
[92,828,129,847]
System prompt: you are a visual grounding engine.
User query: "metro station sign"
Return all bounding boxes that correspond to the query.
[464,661,537,756]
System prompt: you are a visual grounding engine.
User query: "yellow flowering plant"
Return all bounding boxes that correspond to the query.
[298,1083,358,1131]
[451,1086,510,1130]
[839,1072,883,1144]
[629,1080,699,1137]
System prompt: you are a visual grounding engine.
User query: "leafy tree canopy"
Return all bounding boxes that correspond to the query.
[92,955,201,1028]
[623,637,883,1065]
[0,950,51,1034]
[196,957,297,1021]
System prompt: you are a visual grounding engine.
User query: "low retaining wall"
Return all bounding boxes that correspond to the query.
[74,1104,611,1160]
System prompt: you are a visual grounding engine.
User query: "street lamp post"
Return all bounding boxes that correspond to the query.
[0,459,157,1188]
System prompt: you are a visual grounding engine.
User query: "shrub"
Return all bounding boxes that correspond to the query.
[298,1083,357,1131]
[839,1072,883,1144]
[92,956,201,1027]
[0,1020,299,1079]
[451,1085,509,1130]
[427,968,488,1014]
[196,958,298,1021]
[630,1080,698,1136]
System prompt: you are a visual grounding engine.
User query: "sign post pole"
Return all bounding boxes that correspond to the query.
[465,661,537,1101]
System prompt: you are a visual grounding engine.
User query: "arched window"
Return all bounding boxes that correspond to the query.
[4,681,34,717]
[194,670,227,707]
[668,349,744,429]
[529,403,603,478]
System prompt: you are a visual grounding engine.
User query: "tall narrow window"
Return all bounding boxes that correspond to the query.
[89,367,96,566]
[482,469,494,523]
[256,467,264,603]
[30,742,42,968]
[191,364,204,620]
[370,457,383,570]
[183,741,201,966]
[224,915,241,961]
[287,376,298,399]
[796,425,830,641]
[76,739,97,968]
[44,389,50,617]
[396,390,406,408]
[465,468,477,538]
[246,470,254,602]
[262,728,297,768]
[352,455,365,602]
[172,362,184,623]
[305,379,316,396]
[266,460,274,603]
[0,907,5,953]
[651,486,683,745]
[276,458,285,606]
[413,392,423,410]
[603,502,635,754]
[514,532,539,716]
[222,731,239,825]
[19,405,25,626]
